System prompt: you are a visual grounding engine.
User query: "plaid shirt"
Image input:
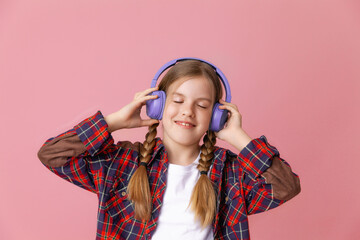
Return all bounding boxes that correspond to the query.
[40,110,296,240]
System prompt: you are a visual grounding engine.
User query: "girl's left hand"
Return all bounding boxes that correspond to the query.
[214,99,243,142]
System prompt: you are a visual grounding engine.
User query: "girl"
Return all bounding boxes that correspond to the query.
[38,58,300,240]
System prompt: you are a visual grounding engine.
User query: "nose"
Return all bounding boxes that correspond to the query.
[181,103,195,117]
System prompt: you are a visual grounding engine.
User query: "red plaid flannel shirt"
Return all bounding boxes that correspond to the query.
[40,110,297,239]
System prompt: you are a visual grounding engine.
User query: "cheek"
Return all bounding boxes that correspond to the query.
[205,112,213,124]
[163,103,177,119]
[196,110,211,125]
[205,109,215,123]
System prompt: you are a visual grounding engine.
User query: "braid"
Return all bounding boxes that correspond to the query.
[127,122,159,222]
[140,123,158,163]
[198,130,216,172]
[188,130,217,228]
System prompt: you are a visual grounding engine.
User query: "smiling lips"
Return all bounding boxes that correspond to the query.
[175,121,196,128]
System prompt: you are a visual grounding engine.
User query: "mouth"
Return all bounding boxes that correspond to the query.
[175,121,196,128]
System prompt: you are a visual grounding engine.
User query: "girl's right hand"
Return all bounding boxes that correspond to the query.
[104,87,160,133]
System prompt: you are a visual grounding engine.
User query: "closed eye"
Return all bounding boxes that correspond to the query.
[173,101,207,109]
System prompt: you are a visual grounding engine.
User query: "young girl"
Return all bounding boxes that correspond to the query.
[38,58,300,240]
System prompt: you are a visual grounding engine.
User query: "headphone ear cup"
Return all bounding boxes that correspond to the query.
[209,102,229,132]
[146,90,166,120]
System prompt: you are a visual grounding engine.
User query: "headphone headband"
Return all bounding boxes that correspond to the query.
[150,57,231,103]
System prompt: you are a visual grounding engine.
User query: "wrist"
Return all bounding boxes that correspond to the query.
[232,128,252,152]
[104,112,124,133]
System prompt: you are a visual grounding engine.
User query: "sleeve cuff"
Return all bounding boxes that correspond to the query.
[238,135,280,180]
[73,110,114,156]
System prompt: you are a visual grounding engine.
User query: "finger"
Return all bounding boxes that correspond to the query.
[141,86,159,96]
[138,94,159,105]
[140,119,160,127]
[219,99,232,105]
[214,131,221,139]
[218,101,241,116]
[218,103,238,114]
[219,99,238,109]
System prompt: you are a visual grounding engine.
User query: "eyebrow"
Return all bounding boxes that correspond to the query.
[172,92,212,102]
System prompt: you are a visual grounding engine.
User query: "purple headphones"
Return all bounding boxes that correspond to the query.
[146,57,232,132]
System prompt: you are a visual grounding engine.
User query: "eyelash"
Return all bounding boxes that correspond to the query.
[173,101,207,109]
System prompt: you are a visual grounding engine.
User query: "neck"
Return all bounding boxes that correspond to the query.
[162,139,201,166]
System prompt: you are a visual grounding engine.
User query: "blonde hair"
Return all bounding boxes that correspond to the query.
[127,60,223,227]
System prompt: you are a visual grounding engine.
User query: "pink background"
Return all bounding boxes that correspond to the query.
[1,0,359,239]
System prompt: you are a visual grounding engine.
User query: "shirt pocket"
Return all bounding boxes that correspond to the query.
[105,177,134,223]
[219,181,247,227]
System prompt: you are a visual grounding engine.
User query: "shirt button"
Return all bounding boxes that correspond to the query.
[225,197,229,202]
[121,191,126,196]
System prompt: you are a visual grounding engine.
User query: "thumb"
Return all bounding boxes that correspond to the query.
[141,119,160,127]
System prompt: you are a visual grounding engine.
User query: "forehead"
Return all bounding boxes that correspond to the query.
[167,76,215,101]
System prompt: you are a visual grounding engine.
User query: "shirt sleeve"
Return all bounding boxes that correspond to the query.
[37,110,121,194]
[238,135,300,215]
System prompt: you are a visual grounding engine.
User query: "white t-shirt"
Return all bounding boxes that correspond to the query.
[151,151,213,240]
